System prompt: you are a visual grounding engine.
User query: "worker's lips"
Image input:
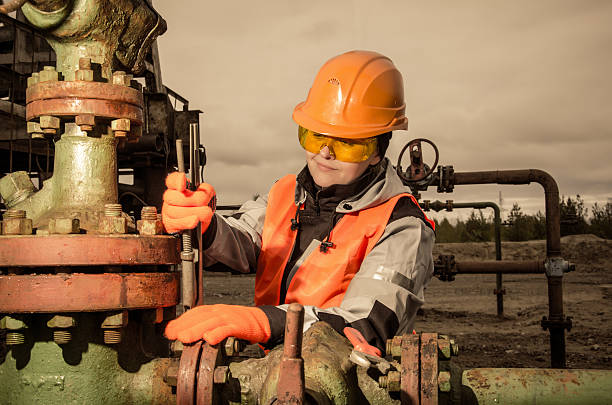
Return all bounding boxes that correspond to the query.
[315,161,336,172]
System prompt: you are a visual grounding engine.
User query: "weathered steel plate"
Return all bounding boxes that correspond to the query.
[0,272,179,312]
[0,234,180,266]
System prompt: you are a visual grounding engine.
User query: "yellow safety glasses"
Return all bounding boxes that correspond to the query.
[298,126,378,163]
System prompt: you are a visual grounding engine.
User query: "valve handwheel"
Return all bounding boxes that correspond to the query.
[396,138,439,183]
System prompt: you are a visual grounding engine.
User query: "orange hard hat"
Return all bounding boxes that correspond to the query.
[293,50,408,139]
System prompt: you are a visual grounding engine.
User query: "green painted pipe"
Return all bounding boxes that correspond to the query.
[462,368,612,405]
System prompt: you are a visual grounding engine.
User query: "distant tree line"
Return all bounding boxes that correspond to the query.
[433,195,612,242]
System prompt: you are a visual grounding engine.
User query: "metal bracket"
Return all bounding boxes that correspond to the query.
[436,165,455,193]
[541,316,573,332]
[544,257,575,277]
[434,254,457,282]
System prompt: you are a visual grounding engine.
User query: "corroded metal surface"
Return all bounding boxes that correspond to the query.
[22,0,167,79]
[0,272,179,312]
[26,81,144,125]
[27,80,143,106]
[178,342,203,405]
[420,333,438,405]
[197,343,227,405]
[0,234,179,266]
[400,334,419,405]
[462,368,612,405]
[1,132,119,230]
[276,303,305,404]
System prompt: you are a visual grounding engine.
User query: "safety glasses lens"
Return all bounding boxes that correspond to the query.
[298,126,377,163]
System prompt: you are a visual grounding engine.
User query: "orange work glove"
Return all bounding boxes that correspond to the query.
[162,172,216,233]
[165,304,271,345]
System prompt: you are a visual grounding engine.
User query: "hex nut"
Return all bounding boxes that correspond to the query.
[112,71,127,86]
[111,118,130,132]
[213,366,230,384]
[3,217,33,235]
[48,218,80,234]
[39,66,58,82]
[47,315,76,329]
[27,72,39,87]
[102,311,128,328]
[99,215,127,234]
[27,121,43,138]
[379,370,401,392]
[438,337,451,360]
[438,371,451,392]
[164,364,179,386]
[137,218,164,235]
[386,335,403,359]
[40,115,60,135]
[75,114,96,132]
[1,316,27,330]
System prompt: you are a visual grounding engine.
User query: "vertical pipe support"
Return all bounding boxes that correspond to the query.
[452,169,567,368]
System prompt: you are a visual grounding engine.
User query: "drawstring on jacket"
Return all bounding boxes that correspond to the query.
[290,204,302,231]
[319,213,338,253]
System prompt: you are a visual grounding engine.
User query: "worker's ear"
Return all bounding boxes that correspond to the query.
[369,153,381,166]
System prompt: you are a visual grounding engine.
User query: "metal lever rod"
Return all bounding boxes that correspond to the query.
[176,138,195,310]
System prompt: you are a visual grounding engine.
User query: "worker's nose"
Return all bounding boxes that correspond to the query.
[319,145,334,160]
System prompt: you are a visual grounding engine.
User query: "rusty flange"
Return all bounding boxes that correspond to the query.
[400,334,420,404]
[0,234,180,266]
[178,342,204,405]
[0,272,179,312]
[398,333,442,405]
[177,340,228,405]
[25,80,144,125]
[197,343,227,405]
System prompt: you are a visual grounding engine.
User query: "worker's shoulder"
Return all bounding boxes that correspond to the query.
[388,195,434,232]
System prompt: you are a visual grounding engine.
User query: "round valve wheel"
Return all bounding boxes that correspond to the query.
[396,138,439,183]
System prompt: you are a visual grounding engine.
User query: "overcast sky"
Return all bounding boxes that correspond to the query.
[154,1,612,221]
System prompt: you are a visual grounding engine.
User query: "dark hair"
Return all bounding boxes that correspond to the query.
[377,132,392,157]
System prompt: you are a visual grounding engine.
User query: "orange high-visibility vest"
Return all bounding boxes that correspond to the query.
[255,174,424,308]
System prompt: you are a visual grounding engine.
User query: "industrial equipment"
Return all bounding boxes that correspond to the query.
[0,2,610,405]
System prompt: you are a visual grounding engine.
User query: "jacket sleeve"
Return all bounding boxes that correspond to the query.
[202,194,268,274]
[259,215,435,353]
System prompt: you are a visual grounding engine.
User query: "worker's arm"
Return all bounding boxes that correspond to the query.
[200,195,268,273]
[261,214,435,353]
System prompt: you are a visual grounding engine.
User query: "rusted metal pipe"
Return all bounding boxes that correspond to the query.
[450,169,566,368]
[455,260,545,274]
[276,303,305,404]
[452,170,560,256]
[425,200,505,316]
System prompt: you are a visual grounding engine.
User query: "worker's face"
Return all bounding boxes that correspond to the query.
[306,146,381,188]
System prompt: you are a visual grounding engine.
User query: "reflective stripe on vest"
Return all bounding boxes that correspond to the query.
[254,174,423,308]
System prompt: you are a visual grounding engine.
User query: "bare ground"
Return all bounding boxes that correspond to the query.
[202,234,612,370]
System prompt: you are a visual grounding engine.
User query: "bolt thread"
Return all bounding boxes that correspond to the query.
[43,65,55,71]
[386,340,393,355]
[53,330,72,345]
[104,329,122,344]
[6,332,25,345]
[141,206,158,220]
[5,209,26,219]
[104,204,122,217]
[182,233,192,252]
[378,376,388,389]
